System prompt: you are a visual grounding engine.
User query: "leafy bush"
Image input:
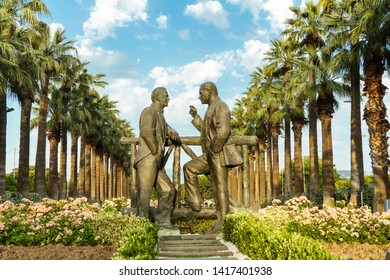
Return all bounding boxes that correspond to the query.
[172,217,216,234]
[101,197,130,213]
[94,211,135,246]
[0,191,42,204]
[223,211,338,260]
[0,191,23,204]
[112,216,158,260]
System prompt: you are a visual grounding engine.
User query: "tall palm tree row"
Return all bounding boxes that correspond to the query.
[0,0,50,195]
[0,0,134,200]
[231,0,389,211]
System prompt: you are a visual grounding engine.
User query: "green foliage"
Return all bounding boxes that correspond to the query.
[361,183,374,209]
[112,216,158,260]
[101,197,129,213]
[5,173,17,192]
[0,191,23,204]
[198,175,214,199]
[223,211,338,260]
[302,188,323,207]
[5,167,49,193]
[0,191,42,204]
[172,217,216,234]
[93,211,134,246]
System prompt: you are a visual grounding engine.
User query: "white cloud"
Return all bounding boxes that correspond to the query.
[227,0,293,31]
[156,14,168,29]
[178,29,190,40]
[238,39,270,72]
[82,0,148,41]
[75,39,136,81]
[263,0,294,31]
[184,0,230,30]
[104,79,150,128]
[227,0,265,22]
[149,60,226,89]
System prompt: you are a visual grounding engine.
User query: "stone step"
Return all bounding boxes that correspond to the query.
[158,239,222,246]
[158,245,229,252]
[158,250,234,259]
[157,256,238,260]
[156,233,239,260]
[159,234,217,241]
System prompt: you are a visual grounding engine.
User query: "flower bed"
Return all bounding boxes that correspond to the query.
[0,197,157,259]
[224,196,390,260]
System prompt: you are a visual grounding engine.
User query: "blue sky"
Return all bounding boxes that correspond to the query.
[5,0,390,175]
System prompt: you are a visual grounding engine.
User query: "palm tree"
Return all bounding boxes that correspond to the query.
[34,26,76,197]
[285,1,326,196]
[250,65,284,201]
[12,27,42,197]
[264,36,303,197]
[232,89,268,206]
[0,0,49,195]
[320,0,366,206]
[351,0,390,212]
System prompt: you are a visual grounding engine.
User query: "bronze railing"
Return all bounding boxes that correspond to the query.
[121,135,264,209]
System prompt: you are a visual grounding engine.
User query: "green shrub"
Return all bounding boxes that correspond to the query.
[172,217,216,234]
[223,212,339,260]
[94,211,134,245]
[0,191,23,204]
[112,216,158,260]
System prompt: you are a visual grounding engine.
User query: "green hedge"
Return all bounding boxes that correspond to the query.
[223,212,339,260]
[112,215,158,260]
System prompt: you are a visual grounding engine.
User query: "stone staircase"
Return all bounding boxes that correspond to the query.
[156,234,239,260]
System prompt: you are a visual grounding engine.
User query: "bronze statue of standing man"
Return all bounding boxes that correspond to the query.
[184,81,241,233]
[134,87,178,229]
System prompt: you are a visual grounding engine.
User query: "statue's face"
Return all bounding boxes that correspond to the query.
[199,88,210,104]
[160,90,170,108]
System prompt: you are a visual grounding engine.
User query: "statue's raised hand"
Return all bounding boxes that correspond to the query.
[189,105,197,118]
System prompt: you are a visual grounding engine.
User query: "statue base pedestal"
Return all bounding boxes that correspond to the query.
[122,207,217,219]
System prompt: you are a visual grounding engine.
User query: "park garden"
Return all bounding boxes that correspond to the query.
[1,0,389,260]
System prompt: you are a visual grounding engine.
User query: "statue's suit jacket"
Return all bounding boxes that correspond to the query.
[135,103,173,167]
[192,97,243,167]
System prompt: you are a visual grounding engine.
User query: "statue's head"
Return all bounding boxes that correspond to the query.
[199,81,218,104]
[151,87,170,108]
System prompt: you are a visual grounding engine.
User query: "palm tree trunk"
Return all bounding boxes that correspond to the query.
[292,119,304,195]
[266,127,273,204]
[0,93,7,195]
[59,127,67,199]
[363,51,390,212]
[320,114,335,206]
[35,77,50,196]
[271,124,280,198]
[350,53,364,206]
[259,137,267,207]
[318,90,336,206]
[108,156,112,198]
[48,135,59,199]
[96,150,102,200]
[85,141,92,199]
[17,92,33,197]
[69,133,78,198]
[78,136,86,197]
[91,146,97,201]
[105,154,109,199]
[309,99,320,196]
[284,117,292,196]
[100,153,105,200]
